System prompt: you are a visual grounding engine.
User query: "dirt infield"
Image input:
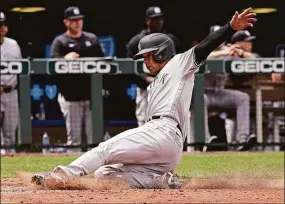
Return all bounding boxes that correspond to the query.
[1,173,284,203]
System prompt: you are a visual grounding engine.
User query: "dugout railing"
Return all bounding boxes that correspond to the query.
[1,58,284,151]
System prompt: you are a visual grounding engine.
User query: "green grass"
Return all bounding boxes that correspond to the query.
[1,156,77,178]
[1,152,284,179]
[176,152,284,179]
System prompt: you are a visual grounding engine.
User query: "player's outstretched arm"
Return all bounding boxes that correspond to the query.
[194,7,257,64]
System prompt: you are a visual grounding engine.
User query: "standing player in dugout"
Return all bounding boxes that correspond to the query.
[50,6,104,152]
[0,12,22,155]
[32,8,257,189]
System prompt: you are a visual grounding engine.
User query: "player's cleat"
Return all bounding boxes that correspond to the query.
[31,172,68,189]
[161,171,182,189]
[237,134,257,151]
[31,168,72,189]
[31,172,51,186]
[203,136,218,152]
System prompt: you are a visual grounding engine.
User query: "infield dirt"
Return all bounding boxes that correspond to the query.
[1,171,284,203]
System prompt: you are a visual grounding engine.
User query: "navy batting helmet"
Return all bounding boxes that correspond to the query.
[133,33,176,62]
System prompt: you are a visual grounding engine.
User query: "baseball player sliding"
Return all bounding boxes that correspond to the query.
[32,8,257,189]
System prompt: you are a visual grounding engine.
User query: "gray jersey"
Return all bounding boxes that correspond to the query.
[145,47,203,139]
[0,37,22,87]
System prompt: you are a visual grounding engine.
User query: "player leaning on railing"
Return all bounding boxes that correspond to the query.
[31,8,257,189]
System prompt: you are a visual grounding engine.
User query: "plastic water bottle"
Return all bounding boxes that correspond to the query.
[103,131,111,141]
[39,102,46,120]
[57,147,67,153]
[219,112,227,120]
[42,132,50,154]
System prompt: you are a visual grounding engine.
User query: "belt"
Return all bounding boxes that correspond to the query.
[147,115,182,134]
[1,86,15,93]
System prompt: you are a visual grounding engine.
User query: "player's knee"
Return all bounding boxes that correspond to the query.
[238,92,250,104]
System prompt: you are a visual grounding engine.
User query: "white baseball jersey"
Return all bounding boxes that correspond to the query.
[146,47,203,139]
[0,37,22,87]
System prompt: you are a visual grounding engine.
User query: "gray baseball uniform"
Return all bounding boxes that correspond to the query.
[44,21,241,188]
[52,47,202,188]
[204,46,250,142]
[135,86,148,126]
[0,37,21,150]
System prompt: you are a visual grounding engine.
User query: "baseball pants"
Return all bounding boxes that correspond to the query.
[135,87,148,126]
[58,93,92,147]
[53,117,183,188]
[0,90,18,148]
[204,89,250,142]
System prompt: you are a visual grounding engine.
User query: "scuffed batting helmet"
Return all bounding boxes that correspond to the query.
[133,33,176,62]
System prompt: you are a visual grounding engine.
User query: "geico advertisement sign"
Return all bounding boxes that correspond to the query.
[230,60,284,73]
[48,60,120,74]
[0,61,30,74]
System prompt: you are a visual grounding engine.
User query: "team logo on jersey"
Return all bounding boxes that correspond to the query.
[45,85,57,100]
[85,41,91,47]
[149,73,168,89]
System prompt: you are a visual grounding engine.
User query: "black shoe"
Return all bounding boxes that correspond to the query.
[203,136,218,152]
[237,135,257,151]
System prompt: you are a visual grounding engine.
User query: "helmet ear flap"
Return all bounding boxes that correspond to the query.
[153,49,166,63]
[153,39,171,63]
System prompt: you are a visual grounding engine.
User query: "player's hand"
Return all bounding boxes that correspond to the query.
[234,47,244,57]
[271,73,282,82]
[230,7,257,31]
[227,44,243,57]
[229,49,243,57]
[64,52,80,60]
